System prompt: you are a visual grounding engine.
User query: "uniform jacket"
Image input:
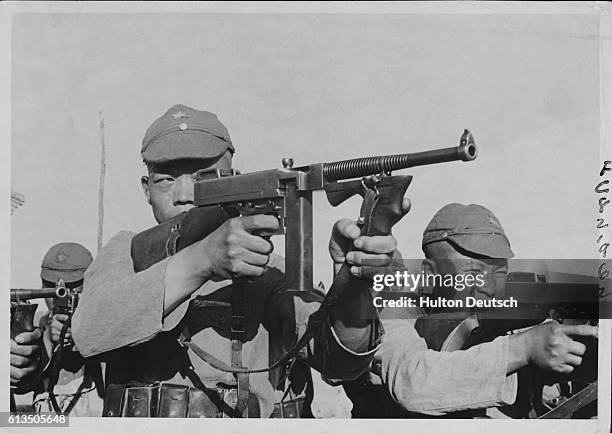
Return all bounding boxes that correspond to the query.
[72,231,381,417]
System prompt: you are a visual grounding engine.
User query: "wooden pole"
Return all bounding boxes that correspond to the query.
[97,111,106,253]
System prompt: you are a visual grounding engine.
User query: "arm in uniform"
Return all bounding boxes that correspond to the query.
[372,316,516,415]
[72,230,381,382]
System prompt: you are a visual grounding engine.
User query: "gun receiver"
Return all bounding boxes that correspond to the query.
[10,280,70,339]
[132,130,477,293]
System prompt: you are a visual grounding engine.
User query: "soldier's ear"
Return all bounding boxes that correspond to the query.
[422,258,437,275]
[141,176,151,204]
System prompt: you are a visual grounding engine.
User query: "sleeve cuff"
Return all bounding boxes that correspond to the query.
[330,325,380,357]
[497,335,518,404]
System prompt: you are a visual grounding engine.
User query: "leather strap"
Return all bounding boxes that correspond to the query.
[230,279,249,417]
[179,262,354,375]
[48,316,74,414]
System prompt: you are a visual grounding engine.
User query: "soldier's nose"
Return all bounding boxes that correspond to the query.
[173,175,195,206]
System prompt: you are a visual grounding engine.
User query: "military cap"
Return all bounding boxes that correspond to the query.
[40,242,93,284]
[422,203,514,259]
[141,104,235,164]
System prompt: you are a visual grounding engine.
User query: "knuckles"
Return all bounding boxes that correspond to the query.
[226,246,240,260]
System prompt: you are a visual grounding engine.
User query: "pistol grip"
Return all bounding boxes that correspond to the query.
[10,303,38,339]
[359,175,412,237]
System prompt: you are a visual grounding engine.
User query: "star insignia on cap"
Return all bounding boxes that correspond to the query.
[56,251,70,263]
[171,110,190,119]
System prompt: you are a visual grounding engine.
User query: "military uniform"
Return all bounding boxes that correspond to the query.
[72,105,381,418]
[346,203,519,417]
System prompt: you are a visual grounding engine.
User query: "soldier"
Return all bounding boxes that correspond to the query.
[72,104,403,418]
[33,242,104,416]
[345,203,598,417]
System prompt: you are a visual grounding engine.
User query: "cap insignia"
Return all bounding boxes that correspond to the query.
[171,110,190,119]
[486,216,501,228]
[56,251,69,263]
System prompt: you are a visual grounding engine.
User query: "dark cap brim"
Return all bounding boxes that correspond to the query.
[447,234,514,259]
[40,268,85,284]
[142,132,232,164]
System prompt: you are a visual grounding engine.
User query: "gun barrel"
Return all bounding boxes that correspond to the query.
[322,129,476,181]
[11,287,68,302]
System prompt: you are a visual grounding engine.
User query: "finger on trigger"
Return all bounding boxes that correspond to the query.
[242,214,279,233]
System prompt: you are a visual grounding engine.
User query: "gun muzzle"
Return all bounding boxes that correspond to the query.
[10,287,68,302]
[322,129,477,181]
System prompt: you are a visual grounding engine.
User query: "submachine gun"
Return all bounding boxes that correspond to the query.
[10,280,70,410]
[129,130,478,417]
[11,279,98,415]
[132,129,477,313]
[10,280,69,340]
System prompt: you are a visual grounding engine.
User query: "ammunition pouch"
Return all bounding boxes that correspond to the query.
[102,382,304,418]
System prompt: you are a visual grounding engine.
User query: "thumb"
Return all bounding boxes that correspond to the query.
[333,218,361,241]
[329,219,360,263]
[390,197,412,227]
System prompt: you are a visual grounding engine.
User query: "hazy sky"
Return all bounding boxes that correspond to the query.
[3,2,612,430]
[10,9,603,290]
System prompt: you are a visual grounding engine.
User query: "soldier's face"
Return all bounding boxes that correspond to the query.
[427,243,508,302]
[142,157,231,223]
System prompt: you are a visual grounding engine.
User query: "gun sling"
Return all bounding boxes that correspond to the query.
[46,315,105,416]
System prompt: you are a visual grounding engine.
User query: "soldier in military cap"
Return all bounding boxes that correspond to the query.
[420,203,514,306]
[345,203,598,418]
[33,242,104,416]
[72,104,404,418]
[39,243,93,344]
